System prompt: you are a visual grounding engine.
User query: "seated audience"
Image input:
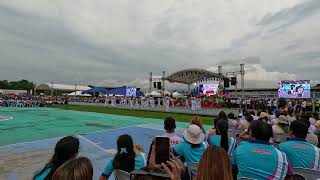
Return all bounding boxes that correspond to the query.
[100,134,146,180]
[239,113,253,131]
[194,146,233,180]
[300,119,319,146]
[232,121,293,180]
[287,108,296,123]
[163,117,183,145]
[33,136,80,180]
[259,112,269,123]
[52,157,93,180]
[173,124,207,163]
[279,120,320,171]
[238,115,254,141]
[218,111,228,121]
[272,115,289,134]
[208,120,236,155]
[227,112,238,131]
[191,116,207,136]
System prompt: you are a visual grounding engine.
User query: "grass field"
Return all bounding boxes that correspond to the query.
[52,104,215,125]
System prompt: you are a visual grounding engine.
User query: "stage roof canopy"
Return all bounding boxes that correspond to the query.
[165,68,225,84]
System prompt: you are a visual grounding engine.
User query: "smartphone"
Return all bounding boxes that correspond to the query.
[155,136,170,164]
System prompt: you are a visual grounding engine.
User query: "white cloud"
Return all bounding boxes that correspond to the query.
[0,0,319,89]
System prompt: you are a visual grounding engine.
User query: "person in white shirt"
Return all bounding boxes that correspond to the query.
[162,117,183,145]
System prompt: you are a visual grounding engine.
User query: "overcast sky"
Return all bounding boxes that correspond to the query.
[0,0,319,89]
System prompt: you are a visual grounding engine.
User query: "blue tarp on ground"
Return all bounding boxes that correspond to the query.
[81,87,108,94]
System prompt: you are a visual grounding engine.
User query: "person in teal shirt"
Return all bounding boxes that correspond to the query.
[279,120,320,171]
[100,134,146,179]
[33,136,80,180]
[173,124,207,163]
[208,119,236,155]
[232,121,293,180]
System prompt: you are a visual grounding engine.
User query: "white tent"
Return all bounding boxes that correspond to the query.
[145,91,162,97]
[172,92,185,98]
[164,91,171,95]
[67,91,91,96]
[36,83,90,92]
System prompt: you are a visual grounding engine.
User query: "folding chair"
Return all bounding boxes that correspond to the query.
[187,162,199,180]
[293,168,320,180]
[114,170,131,180]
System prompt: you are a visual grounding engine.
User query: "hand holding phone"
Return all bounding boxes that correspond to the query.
[155,136,170,164]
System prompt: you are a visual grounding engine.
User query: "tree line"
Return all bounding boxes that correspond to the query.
[0,80,34,91]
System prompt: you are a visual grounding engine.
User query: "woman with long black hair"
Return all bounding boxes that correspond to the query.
[33,136,80,180]
[208,120,236,155]
[99,134,146,180]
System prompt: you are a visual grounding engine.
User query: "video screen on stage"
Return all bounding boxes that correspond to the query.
[126,87,137,97]
[201,84,219,96]
[278,80,311,98]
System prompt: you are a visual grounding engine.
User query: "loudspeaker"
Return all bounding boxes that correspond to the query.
[157,82,162,90]
[231,77,237,86]
[153,82,157,88]
[224,78,230,88]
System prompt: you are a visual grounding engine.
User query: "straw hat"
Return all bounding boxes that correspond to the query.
[278,115,289,124]
[260,112,269,119]
[183,124,205,144]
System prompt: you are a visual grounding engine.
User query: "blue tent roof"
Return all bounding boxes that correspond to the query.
[107,86,127,95]
[136,90,144,97]
[106,86,144,97]
[81,87,108,94]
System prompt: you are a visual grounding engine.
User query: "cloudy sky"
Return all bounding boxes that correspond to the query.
[0,0,319,90]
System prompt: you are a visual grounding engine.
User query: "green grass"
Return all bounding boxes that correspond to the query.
[52,104,214,125]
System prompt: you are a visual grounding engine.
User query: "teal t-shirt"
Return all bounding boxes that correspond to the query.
[279,138,320,171]
[34,167,51,180]
[173,141,208,163]
[102,152,147,177]
[208,135,236,155]
[232,140,291,180]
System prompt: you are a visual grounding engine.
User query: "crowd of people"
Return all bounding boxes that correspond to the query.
[224,98,320,112]
[2,94,320,115]
[32,103,320,180]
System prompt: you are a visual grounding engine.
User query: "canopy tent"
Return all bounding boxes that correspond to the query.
[164,90,171,95]
[81,87,108,94]
[106,86,144,97]
[36,83,90,92]
[145,91,161,97]
[67,91,91,96]
[107,86,126,96]
[172,92,185,98]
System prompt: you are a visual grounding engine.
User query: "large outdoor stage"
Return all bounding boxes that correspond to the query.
[69,102,239,117]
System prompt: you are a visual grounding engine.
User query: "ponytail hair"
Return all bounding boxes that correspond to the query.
[113,134,136,173]
[216,120,229,152]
